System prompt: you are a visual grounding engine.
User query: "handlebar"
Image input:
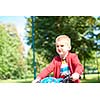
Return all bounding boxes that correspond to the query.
[60,74,73,83]
[36,74,81,83]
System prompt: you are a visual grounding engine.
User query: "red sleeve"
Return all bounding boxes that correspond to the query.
[37,58,55,80]
[71,53,84,75]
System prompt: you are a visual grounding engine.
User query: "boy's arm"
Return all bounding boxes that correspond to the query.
[71,54,84,81]
[72,53,84,75]
[37,62,55,79]
[33,58,56,81]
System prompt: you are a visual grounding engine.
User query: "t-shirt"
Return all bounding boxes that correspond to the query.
[60,59,70,77]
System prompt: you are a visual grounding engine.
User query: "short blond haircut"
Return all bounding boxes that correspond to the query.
[56,35,71,50]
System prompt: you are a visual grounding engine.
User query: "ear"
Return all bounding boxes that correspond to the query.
[68,46,71,51]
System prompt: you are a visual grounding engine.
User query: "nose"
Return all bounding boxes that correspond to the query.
[57,46,60,50]
[57,46,62,52]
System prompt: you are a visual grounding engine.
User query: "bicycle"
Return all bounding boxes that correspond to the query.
[36,74,74,83]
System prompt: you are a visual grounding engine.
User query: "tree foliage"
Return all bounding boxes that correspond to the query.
[25,16,100,68]
[0,24,25,79]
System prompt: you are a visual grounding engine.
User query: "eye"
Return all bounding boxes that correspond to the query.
[56,45,59,47]
[61,45,64,47]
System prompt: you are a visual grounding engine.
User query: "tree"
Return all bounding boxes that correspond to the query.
[25,16,96,62]
[0,23,25,79]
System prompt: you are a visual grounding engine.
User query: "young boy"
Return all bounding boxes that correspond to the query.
[33,35,84,83]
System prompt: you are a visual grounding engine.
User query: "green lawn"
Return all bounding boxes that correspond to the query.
[81,74,100,83]
[0,74,100,83]
[0,78,33,83]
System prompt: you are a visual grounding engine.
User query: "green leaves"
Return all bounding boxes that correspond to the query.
[0,24,25,79]
[25,16,99,69]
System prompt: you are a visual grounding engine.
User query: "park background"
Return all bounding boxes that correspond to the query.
[0,16,100,83]
[0,1,100,100]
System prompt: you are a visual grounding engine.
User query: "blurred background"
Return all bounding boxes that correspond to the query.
[0,16,100,83]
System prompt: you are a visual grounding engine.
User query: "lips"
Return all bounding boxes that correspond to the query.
[58,49,61,52]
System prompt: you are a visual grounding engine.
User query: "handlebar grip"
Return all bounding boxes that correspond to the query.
[79,76,81,79]
[36,81,41,83]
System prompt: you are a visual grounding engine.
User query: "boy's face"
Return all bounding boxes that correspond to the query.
[56,40,70,58]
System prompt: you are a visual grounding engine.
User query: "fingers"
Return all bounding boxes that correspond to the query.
[32,78,41,83]
[71,73,80,81]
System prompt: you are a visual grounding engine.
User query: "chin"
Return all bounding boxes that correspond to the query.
[59,54,64,57]
[58,52,63,55]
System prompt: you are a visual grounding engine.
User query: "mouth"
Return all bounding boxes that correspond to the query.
[58,49,61,53]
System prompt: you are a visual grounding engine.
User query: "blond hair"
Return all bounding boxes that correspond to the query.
[56,35,71,50]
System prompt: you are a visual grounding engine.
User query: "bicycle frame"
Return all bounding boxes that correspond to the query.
[37,74,73,83]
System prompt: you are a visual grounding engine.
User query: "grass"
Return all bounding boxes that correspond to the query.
[0,74,100,83]
[81,74,100,83]
[81,79,100,83]
[0,78,33,83]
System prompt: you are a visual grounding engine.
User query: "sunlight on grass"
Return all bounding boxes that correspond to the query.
[81,74,100,83]
[0,78,33,83]
[0,74,100,83]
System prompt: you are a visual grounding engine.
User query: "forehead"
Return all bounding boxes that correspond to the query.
[56,40,67,45]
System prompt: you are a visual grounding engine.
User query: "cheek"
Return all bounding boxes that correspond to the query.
[56,48,59,52]
[62,47,69,53]
[56,48,61,53]
[63,45,69,50]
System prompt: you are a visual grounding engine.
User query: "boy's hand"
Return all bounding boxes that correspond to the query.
[71,73,80,81]
[32,77,41,83]
[32,79,39,83]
